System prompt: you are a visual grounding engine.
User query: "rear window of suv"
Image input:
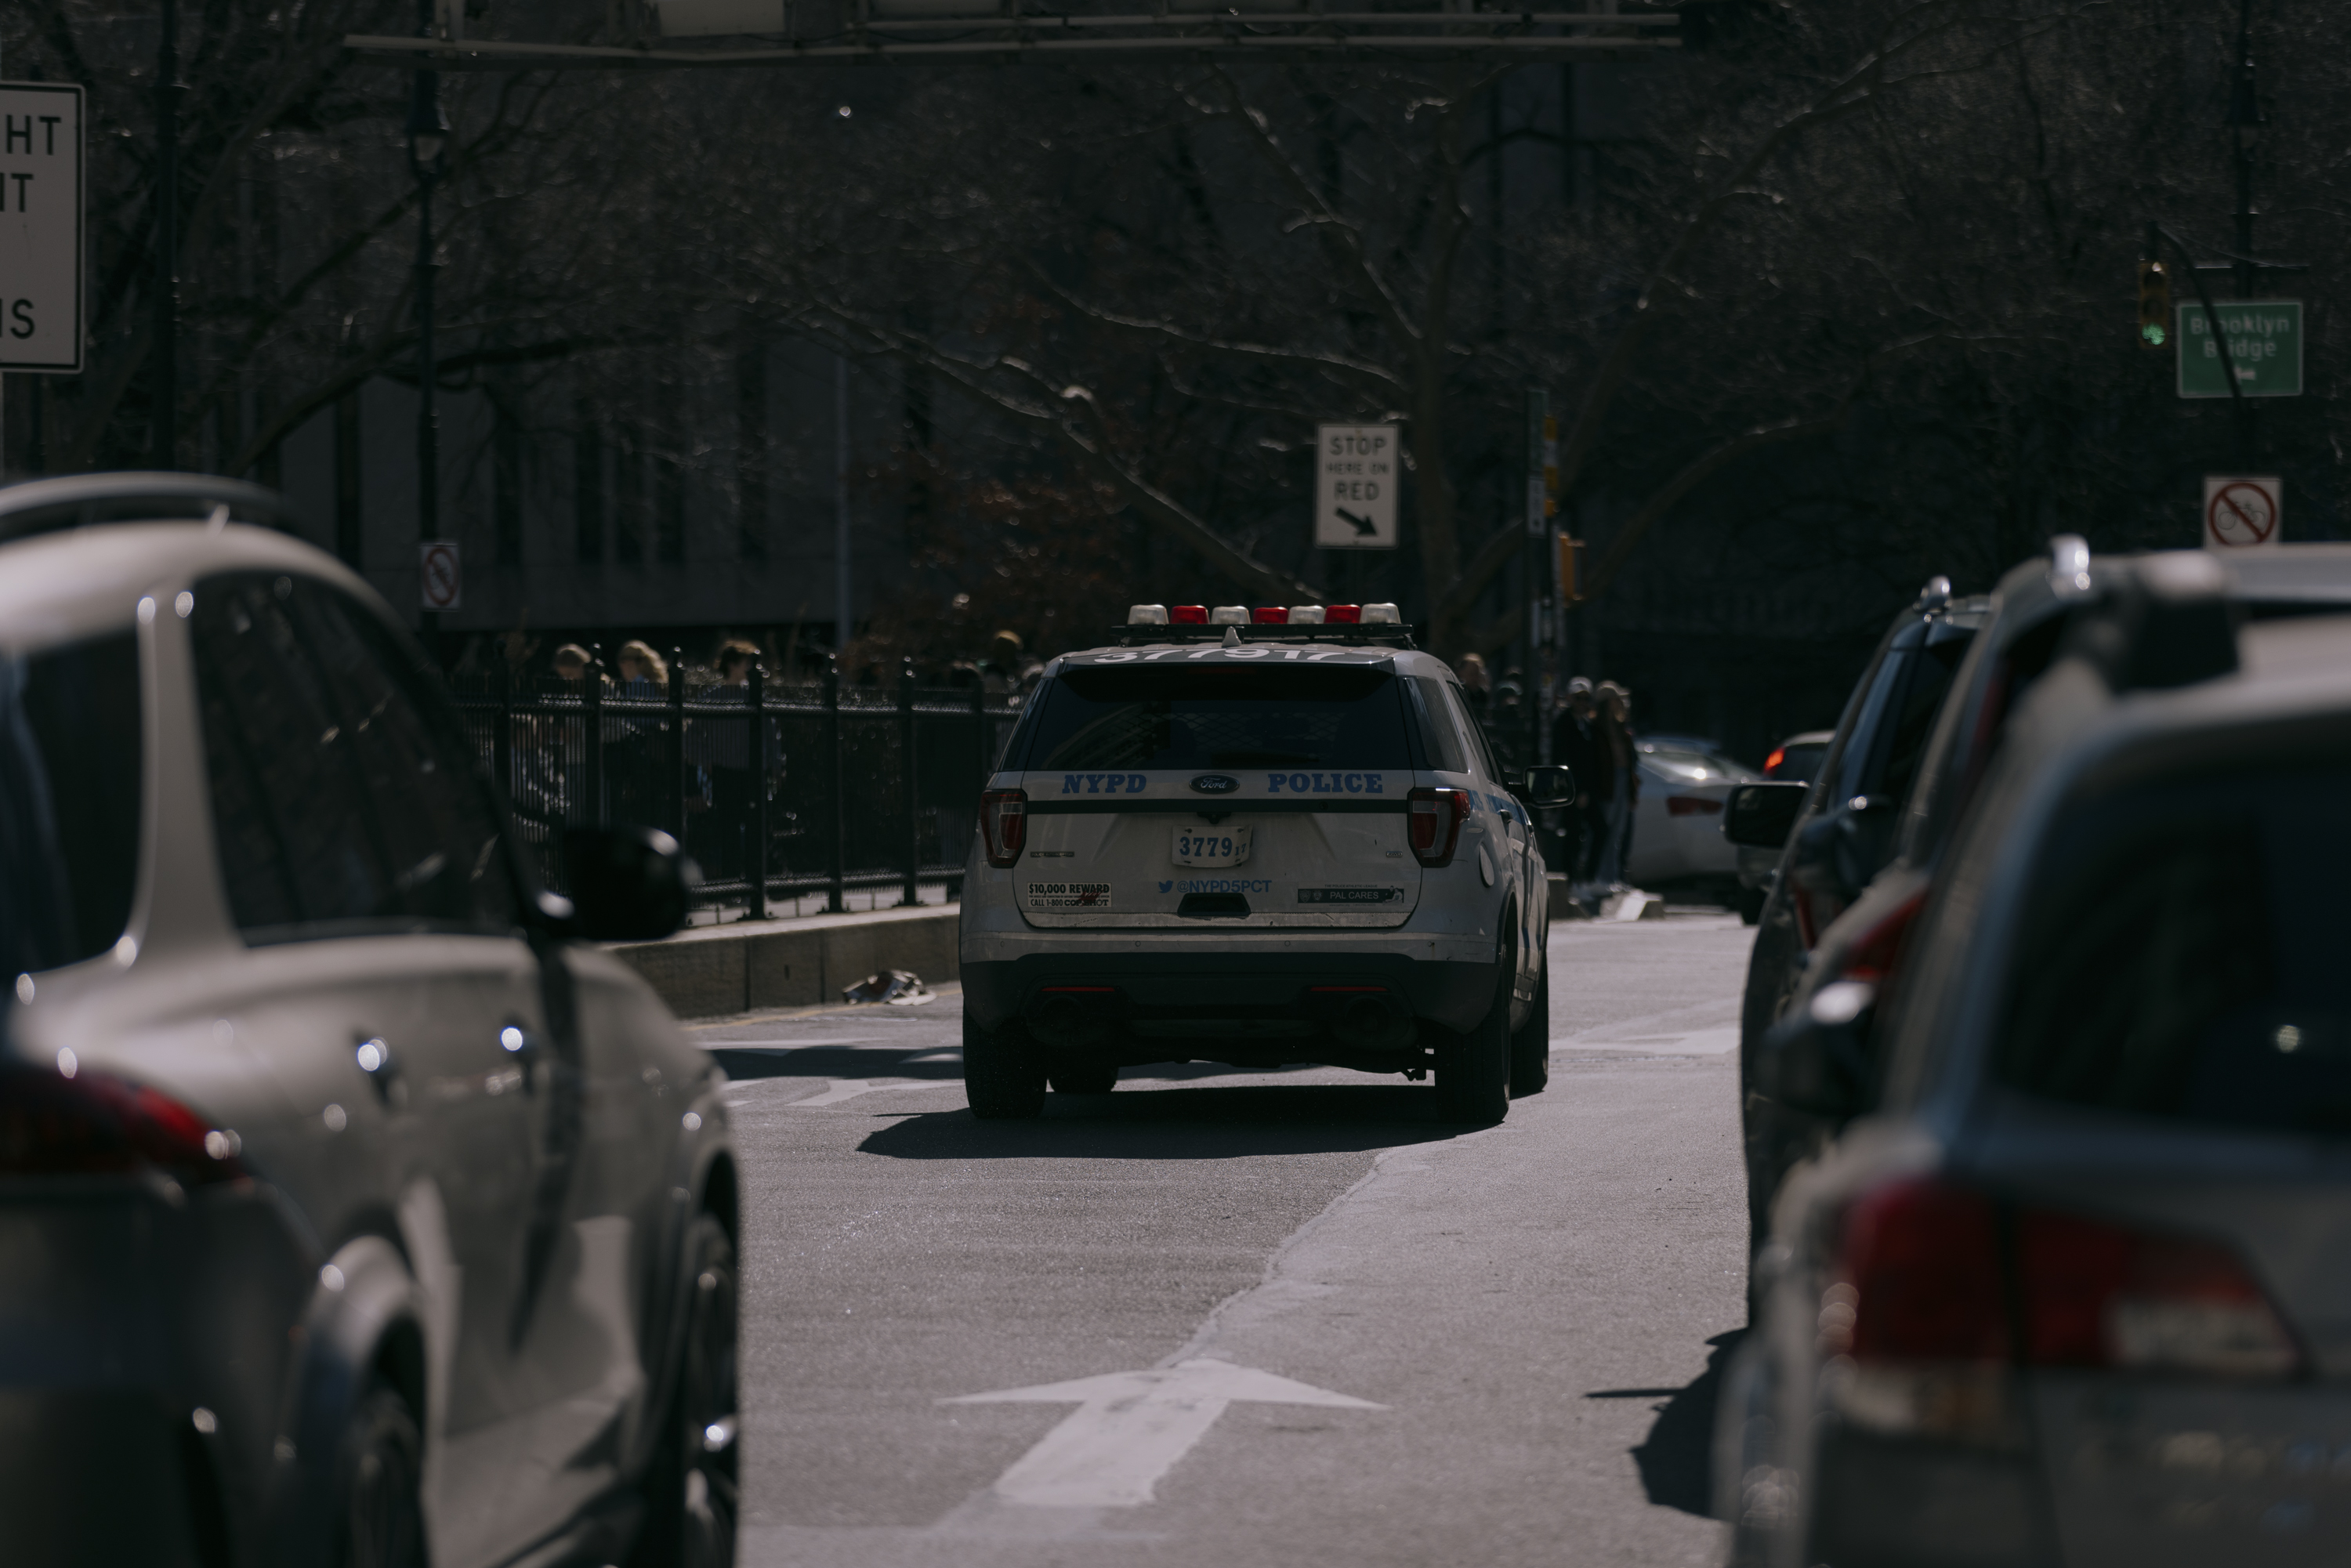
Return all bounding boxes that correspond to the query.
[2,632,143,976]
[1997,759,2351,1138]
[1015,664,1415,772]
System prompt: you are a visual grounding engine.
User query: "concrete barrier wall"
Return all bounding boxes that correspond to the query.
[608,904,961,1019]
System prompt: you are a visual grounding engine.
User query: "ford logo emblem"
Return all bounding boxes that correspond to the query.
[1190,773,1239,795]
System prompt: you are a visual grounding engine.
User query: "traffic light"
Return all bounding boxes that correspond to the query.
[2137,259,2172,349]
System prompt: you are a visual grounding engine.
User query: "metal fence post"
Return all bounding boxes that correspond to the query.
[900,659,920,907]
[583,645,605,828]
[668,644,688,848]
[825,654,846,914]
[746,661,770,921]
[494,655,514,813]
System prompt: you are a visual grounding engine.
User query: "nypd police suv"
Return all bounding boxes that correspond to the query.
[958,601,1575,1124]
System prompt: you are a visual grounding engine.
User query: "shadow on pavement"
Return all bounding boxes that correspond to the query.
[1588,1328,1744,1518]
[857,1081,1458,1161]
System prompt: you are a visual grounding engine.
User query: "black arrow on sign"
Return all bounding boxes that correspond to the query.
[1337,508,1377,538]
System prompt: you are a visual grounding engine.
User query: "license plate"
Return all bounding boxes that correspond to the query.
[1172,824,1252,867]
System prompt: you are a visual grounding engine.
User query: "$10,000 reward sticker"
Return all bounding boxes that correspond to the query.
[1025,882,1113,909]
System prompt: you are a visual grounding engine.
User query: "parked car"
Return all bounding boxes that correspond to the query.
[0,474,737,1568]
[1625,741,1761,904]
[1722,579,1987,1179]
[1720,558,2351,1568]
[1729,729,1836,921]
[1735,538,2351,1277]
[957,603,1575,1126]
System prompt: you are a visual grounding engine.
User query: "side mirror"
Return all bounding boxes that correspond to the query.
[1520,764,1577,809]
[1722,780,1807,849]
[558,826,698,942]
[1756,980,1875,1121]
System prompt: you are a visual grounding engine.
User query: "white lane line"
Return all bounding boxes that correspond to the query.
[1554,1024,1739,1056]
[944,1359,1382,1508]
[790,1078,962,1107]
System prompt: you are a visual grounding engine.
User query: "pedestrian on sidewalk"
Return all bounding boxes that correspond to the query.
[1550,678,1607,890]
[689,640,781,886]
[1596,680,1637,889]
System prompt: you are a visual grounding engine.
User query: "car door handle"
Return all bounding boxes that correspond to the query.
[499,1023,542,1092]
[355,1036,403,1107]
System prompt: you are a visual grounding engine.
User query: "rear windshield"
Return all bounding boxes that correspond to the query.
[1998,761,2351,1138]
[2,633,143,976]
[1016,665,1415,772]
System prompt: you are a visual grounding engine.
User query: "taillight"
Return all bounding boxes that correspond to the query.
[1665,795,1722,817]
[1325,604,1362,624]
[1842,888,1928,984]
[1170,605,1208,625]
[980,790,1027,867]
[2017,1209,2298,1376]
[1763,745,1786,775]
[1821,1176,2301,1440]
[1407,787,1471,867]
[0,1060,248,1184]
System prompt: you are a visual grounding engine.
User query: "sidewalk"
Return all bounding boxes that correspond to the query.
[609,900,961,1019]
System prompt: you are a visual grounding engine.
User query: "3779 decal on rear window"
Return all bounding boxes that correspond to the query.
[1024,882,1112,908]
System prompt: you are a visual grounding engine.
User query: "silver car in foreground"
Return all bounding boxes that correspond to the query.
[0,476,737,1568]
[1722,555,2351,1568]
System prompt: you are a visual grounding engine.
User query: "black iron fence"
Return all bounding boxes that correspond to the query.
[443,658,1022,914]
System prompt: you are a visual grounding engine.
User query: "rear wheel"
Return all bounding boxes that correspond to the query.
[1509,948,1550,1097]
[965,1016,1047,1119]
[1048,1058,1118,1095]
[1436,934,1512,1126]
[333,1380,425,1568]
[631,1212,738,1568]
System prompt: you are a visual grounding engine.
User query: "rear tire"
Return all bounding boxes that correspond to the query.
[1436,936,1512,1126]
[1048,1059,1118,1095]
[1509,949,1550,1097]
[333,1381,425,1568]
[631,1212,738,1568]
[965,1016,1047,1119]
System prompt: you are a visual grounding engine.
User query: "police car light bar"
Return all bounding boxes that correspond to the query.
[1110,599,1415,646]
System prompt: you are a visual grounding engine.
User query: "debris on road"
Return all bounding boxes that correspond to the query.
[842,969,935,1005]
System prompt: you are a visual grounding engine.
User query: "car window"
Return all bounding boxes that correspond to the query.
[1409,677,1474,775]
[1018,664,1414,772]
[1997,760,2351,1139]
[1838,637,1970,806]
[0,632,143,975]
[191,574,517,942]
[1440,683,1502,782]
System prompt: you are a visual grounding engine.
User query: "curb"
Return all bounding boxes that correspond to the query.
[608,904,961,1020]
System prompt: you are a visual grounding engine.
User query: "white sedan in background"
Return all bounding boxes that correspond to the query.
[1625,741,1760,902]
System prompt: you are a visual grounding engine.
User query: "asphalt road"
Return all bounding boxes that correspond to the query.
[695,911,1755,1568]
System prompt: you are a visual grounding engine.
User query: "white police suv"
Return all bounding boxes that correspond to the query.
[958,602,1574,1124]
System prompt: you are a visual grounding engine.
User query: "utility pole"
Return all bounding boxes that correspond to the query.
[835,355,853,654]
[1523,388,1547,773]
[2225,0,2262,471]
[408,1,449,650]
[152,0,179,469]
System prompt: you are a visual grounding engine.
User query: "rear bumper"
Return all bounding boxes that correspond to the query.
[962,949,1502,1043]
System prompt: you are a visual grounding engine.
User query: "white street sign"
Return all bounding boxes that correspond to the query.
[0,82,85,372]
[1315,424,1398,549]
[2204,475,2282,549]
[420,540,463,610]
[944,1357,1382,1508]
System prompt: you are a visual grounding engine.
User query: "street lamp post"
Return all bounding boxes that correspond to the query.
[407,23,450,654]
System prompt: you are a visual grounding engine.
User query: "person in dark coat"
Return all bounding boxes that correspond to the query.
[1549,677,1610,885]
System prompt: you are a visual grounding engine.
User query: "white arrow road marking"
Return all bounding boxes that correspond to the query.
[944,1358,1382,1508]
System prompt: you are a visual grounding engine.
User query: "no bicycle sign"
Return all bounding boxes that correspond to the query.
[2204,476,2282,550]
